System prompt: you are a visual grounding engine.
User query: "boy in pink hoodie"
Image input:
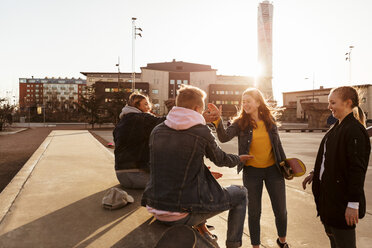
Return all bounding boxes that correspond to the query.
[142,85,252,248]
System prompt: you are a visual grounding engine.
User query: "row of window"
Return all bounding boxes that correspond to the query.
[170,80,188,85]
[213,100,240,105]
[212,90,241,95]
[27,89,42,92]
[104,88,148,93]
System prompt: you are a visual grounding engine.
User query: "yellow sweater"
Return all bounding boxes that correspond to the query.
[246,120,275,168]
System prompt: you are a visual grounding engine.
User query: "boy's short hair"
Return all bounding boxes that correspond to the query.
[176,85,206,110]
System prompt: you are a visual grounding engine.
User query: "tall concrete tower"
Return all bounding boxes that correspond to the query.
[257,0,273,100]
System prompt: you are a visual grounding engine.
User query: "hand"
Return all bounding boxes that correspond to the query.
[239,155,254,162]
[203,103,221,123]
[302,172,314,190]
[345,207,359,226]
[165,99,176,111]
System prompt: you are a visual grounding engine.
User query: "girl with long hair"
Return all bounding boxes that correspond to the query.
[211,87,289,248]
[114,92,166,189]
[302,86,370,248]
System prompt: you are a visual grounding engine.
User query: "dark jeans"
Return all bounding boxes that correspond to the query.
[116,171,150,189]
[157,185,247,248]
[243,165,287,246]
[323,224,356,248]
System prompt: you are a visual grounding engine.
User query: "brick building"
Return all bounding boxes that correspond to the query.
[19,77,86,111]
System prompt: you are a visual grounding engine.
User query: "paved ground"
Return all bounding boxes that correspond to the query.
[0,128,371,247]
[0,126,112,193]
[91,130,372,248]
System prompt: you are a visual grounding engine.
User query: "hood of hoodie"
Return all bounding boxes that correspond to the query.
[119,105,142,119]
[164,106,206,130]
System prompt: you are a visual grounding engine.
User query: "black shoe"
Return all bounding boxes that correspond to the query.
[277,238,289,248]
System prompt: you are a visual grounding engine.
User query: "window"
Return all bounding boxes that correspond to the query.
[27,89,30,92]
[36,85,39,88]
[183,80,188,85]
[234,101,239,105]
[19,79,26,83]
[29,80,35,83]
[170,80,175,85]
[177,80,182,85]
[235,91,240,95]
[152,89,159,94]
[216,101,221,104]
[41,80,48,83]
[27,85,30,87]
[105,88,111,92]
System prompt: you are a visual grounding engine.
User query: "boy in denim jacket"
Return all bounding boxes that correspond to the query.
[142,85,251,248]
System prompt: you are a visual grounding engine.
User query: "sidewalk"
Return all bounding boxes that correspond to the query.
[0,130,159,247]
[0,130,371,247]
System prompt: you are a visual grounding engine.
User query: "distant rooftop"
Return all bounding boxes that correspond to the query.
[141,60,217,72]
[80,72,141,78]
[19,77,86,84]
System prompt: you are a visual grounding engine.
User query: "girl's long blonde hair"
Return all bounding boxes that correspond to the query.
[232,88,280,130]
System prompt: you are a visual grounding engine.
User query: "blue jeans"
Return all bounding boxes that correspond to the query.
[116,171,150,189]
[243,165,287,246]
[158,185,247,248]
[323,224,356,248]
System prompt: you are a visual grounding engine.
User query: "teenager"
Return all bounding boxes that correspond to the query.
[142,85,252,248]
[113,92,165,189]
[212,88,289,248]
[302,86,370,248]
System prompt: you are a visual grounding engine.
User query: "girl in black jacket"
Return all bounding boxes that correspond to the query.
[114,92,166,189]
[302,86,370,248]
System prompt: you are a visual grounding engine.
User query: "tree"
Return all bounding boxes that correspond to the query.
[75,84,104,129]
[0,98,15,131]
[105,90,127,125]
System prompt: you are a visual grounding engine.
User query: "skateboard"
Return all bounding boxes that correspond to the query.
[155,224,219,248]
[280,158,306,180]
[155,225,196,248]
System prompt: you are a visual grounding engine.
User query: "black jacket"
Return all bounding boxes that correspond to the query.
[113,113,165,171]
[215,119,286,174]
[141,123,242,213]
[312,113,370,229]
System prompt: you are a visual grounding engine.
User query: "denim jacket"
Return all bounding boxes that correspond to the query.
[215,119,286,173]
[141,123,243,213]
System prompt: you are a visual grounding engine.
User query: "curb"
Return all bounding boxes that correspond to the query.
[0,128,28,136]
[0,131,54,225]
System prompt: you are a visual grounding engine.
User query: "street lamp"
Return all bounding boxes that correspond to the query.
[132,17,142,92]
[345,45,354,83]
[116,56,120,90]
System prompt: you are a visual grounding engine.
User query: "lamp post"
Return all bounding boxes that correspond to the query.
[345,45,354,84]
[116,56,120,90]
[132,17,142,92]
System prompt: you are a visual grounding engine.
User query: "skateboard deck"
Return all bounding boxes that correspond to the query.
[280,158,306,180]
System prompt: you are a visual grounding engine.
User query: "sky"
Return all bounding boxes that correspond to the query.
[1,0,372,105]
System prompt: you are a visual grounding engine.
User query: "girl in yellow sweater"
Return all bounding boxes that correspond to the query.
[212,88,289,248]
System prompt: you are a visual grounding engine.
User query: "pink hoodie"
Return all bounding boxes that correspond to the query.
[164,106,206,130]
[146,106,206,222]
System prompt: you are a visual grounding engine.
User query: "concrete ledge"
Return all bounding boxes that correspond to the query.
[0,132,53,224]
